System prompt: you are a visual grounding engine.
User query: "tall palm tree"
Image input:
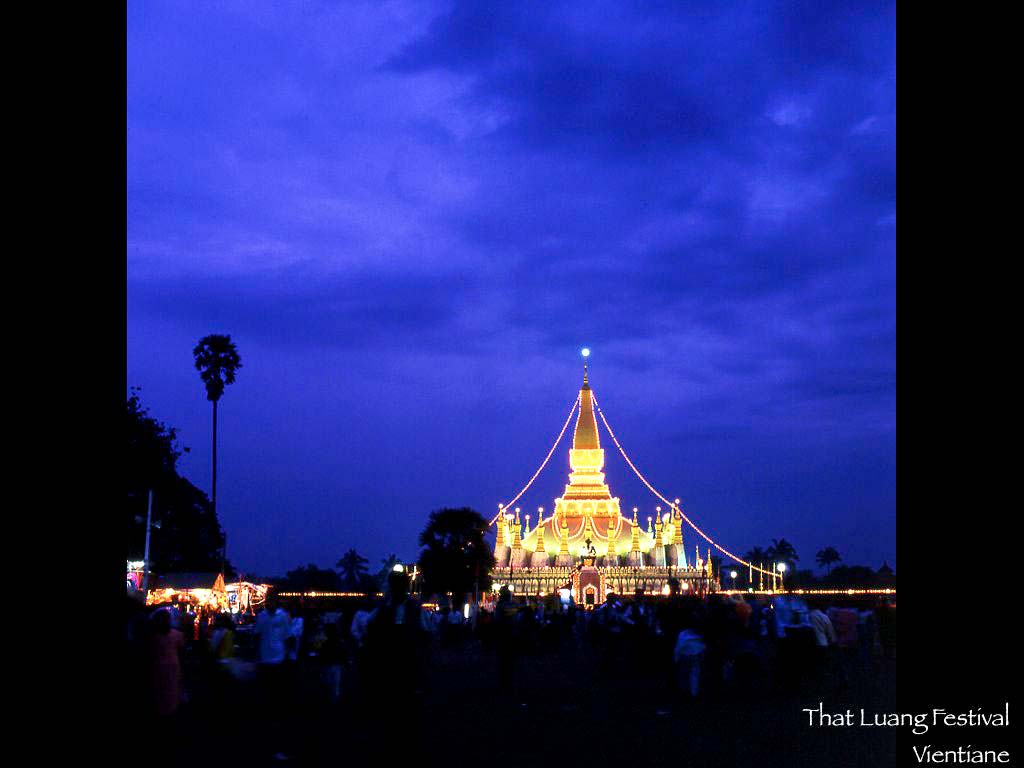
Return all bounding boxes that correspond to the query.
[767,538,799,573]
[337,548,369,589]
[816,546,842,576]
[378,553,402,589]
[744,546,770,565]
[192,334,242,565]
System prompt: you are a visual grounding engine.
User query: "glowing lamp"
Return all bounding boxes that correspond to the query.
[581,348,591,358]
[729,570,738,579]
[392,563,405,573]
[777,563,787,573]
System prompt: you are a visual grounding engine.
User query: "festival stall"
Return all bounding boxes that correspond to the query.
[146,572,229,612]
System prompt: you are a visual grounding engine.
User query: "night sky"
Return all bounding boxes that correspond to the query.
[127,1,895,578]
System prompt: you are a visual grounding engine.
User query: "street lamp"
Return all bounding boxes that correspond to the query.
[777,562,787,590]
[729,570,738,590]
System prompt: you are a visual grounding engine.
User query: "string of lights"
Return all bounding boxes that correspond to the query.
[489,395,581,526]
[592,392,775,577]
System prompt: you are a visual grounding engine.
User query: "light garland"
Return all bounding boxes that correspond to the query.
[592,392,774,577]
[720,588,895,596]
[489,395,581,526]
[275,592,384,597]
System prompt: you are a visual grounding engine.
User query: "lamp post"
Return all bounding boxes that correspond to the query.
[141,490,153,594]
[777,561,787,591]
[729,570,737,591]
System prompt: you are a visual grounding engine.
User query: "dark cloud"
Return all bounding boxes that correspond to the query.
[129,1,895,575]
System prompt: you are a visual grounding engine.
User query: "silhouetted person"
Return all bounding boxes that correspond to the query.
[149,608,185,719]
[493,586,519,694]
[673,609,705,698]
[256,599,293,761]
[320,619,346,706]
[876,600,896,661]
[363,570,426,703]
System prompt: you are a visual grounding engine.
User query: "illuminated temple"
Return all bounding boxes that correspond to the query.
[491,369,718,606]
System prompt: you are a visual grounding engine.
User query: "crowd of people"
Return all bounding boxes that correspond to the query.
[126,572,895,761]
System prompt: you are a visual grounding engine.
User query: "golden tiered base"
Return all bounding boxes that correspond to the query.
[490,565,717,602]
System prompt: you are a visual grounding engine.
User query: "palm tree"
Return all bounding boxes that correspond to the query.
[767,538,799,573]
[337,548,369,589]
[192,334,242,565]
[744,546,770,565]
[816,546,842,576]
[376,553,402,588]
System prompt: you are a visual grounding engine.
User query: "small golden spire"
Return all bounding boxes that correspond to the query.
[630,512,641,553]
[511,509,522,550]
[495,512,505,547]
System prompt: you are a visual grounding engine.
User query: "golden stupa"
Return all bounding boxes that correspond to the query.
[491,368,715,605]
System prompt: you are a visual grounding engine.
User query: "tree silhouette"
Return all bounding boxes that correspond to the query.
[418,507,495,600]
[377,553,402,587]
[815,546,842,576]
[743,546,770,567]
[280,563,342,592]
[192,334,242,566]
[767,538,799,573]
[127,391,230,575]
[336,548,369,589]
[829,564,878,588]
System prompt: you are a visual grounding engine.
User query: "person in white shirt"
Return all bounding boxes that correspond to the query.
[673,622,706,698]
[287,614,304,661]
[254,600,294,761]
[809,607,837,648]
[350,606,373,648]
[256,603,291,665]
[808,602,838,682]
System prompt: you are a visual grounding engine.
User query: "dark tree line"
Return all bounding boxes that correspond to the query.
[268,508,495,600]
[269,552,409,593]
[737,539,895,588]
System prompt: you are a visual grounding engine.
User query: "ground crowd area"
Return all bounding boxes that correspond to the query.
[127,589,896,767]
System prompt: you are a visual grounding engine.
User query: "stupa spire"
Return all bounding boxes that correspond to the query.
[573,375,600,450]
